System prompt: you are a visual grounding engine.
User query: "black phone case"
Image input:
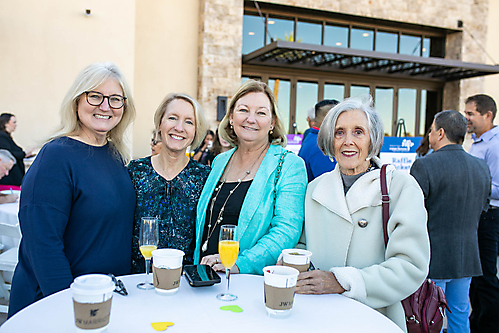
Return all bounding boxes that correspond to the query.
[183,265,221,287]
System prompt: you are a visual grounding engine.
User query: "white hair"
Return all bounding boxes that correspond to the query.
[0,150,16,164]
[318,95,384,160]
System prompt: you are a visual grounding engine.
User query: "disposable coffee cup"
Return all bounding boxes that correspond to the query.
[263,265,299,318]
[281,249,312,273]
[151,249,184,295]
[71,274,115,332]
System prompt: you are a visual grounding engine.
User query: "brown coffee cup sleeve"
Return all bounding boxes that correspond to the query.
[264,283,296,310]
[73,297,112,329]
[153,266,182,290]
[283,262,310,272]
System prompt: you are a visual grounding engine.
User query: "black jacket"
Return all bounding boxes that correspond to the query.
[0,131,26,186]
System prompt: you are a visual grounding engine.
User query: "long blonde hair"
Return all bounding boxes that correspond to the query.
[49,62,136,163]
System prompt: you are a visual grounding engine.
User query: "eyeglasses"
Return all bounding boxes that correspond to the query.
[108,273,128,296]
[84,91,126,109]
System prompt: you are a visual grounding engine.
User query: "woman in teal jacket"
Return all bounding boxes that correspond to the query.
[194,80,307,275]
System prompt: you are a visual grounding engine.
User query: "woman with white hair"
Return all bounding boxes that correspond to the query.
[128,93,210,272]
[9,62,136,317]
[297,96,430,331]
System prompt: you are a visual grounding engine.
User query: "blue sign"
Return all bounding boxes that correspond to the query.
[381,137,422,153]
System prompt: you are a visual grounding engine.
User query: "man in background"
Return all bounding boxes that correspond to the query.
[410,110,490,333]
[302,106,315,142]
[464,94,499,333]
[298,99,338,182]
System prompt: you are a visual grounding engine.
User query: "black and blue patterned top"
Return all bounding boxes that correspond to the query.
[128,156,210,273]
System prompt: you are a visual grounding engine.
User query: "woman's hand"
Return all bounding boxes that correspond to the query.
[200,254,240,274]
[295,270,345,295]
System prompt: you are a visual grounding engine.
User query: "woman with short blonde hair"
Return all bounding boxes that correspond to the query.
[128,92,210,271]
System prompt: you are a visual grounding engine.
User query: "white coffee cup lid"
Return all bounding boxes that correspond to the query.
[71,274,115,295]
[152,248,185,258]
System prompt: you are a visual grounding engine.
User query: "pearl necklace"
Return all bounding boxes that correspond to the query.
[201,144,269,253]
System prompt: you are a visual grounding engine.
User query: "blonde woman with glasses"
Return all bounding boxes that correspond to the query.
[9,62,136,317]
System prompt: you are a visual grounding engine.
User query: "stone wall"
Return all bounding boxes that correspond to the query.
[197,0,490,127]
[197,0,244,128]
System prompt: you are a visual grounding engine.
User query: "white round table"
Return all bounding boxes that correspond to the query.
[0,273,403,332]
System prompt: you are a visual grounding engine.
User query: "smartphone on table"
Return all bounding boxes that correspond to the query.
[183,264,221,287]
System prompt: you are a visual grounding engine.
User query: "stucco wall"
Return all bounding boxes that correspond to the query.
[133,0,200,158]
[0,0,136,155]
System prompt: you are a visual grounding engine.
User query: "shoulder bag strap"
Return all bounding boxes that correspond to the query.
[380,164,390,247]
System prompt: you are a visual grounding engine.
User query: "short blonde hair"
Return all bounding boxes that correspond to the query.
[51,62,136,164]
[219,80,287,147]
[153,93,207,150]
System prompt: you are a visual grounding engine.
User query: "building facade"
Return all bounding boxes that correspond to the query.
[1,0,498,158]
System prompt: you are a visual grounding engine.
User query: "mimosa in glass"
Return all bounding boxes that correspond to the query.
[217,225,239,301]
[137,217,159,290]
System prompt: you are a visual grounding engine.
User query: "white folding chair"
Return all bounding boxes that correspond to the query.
[0,223,21,313]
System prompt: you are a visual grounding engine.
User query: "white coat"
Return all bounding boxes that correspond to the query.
[304,158,430,331]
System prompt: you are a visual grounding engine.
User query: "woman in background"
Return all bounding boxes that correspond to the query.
[211,128,231,158]
[128,93,210,271]
[193,130,215,165]
[0,113,35,186]
[9,62,136,317]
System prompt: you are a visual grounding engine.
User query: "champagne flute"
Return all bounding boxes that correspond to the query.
[217,225,239,301]
[137,217,158,290]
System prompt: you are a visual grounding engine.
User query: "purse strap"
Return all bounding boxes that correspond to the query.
[380,164,390,247]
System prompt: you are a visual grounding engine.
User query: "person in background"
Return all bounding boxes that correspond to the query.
[128,93,210,271]
[299,96,429,331]
[464,94,499,333]
[0,113,35,186]
[193,130,215,165]
[298,99,339,182]
[410,110,490,333]
[302,106,315,142]
[0,149,18,203]
[8,62,136,317]
[415,129,433,158]
[196,79,307,274]
[150,130,162,156]
[211,128,231,158]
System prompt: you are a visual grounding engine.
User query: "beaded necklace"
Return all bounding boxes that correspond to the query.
[201,144,269,252]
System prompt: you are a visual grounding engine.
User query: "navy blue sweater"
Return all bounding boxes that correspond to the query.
[8,137,135,317]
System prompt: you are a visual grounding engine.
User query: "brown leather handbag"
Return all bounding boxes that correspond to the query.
[380,164,449,333]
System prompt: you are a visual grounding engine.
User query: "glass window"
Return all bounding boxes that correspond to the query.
[420,90,427,135]
[350,85,370,98]
[268,79,291,133]
[375,88,394,136]
[376,31,398,54]
[422,38,430,57]
[242,15,265,54]
[397,88,417,136]
[324,25,348,48]
[296,81,318,134]
[400,34,421,56]
[351,28,374,51]
[267,17,295,43]
[296,20,322,45]
[324,83,345,101]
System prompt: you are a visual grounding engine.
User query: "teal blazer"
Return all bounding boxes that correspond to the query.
[194,144,307,274]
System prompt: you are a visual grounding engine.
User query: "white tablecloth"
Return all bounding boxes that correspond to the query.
[0,273,403,332]
[0,201,20,250]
